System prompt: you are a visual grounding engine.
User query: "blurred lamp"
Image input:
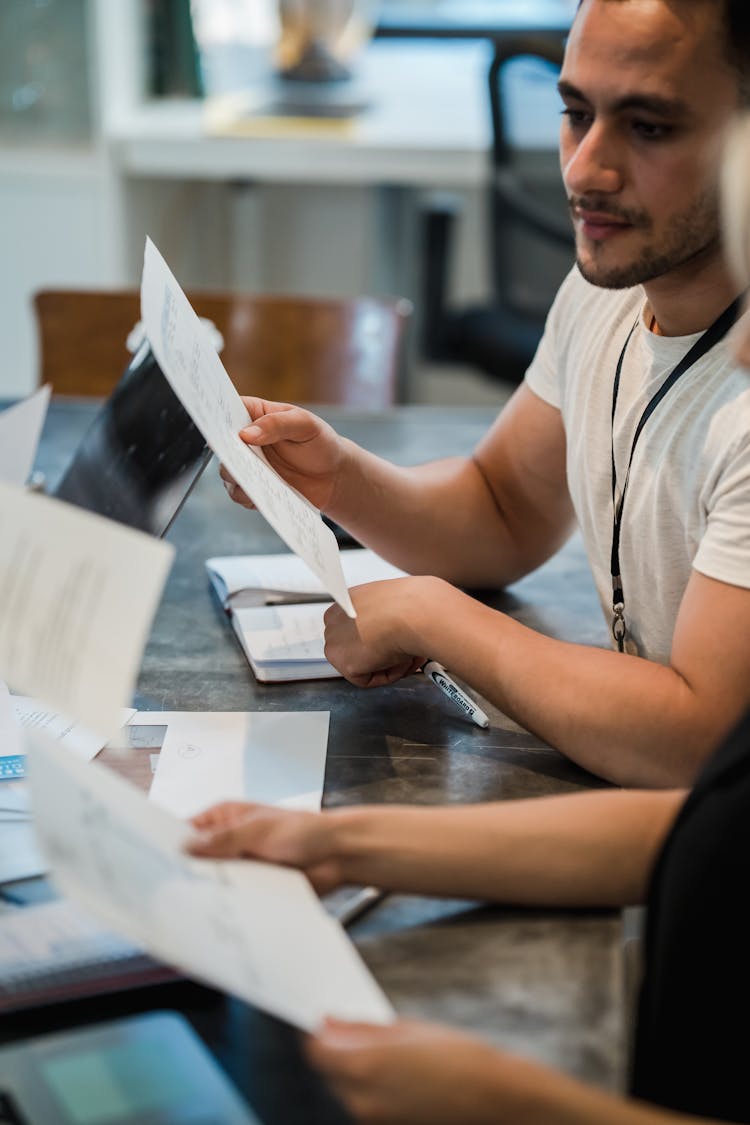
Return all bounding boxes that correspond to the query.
[275,0,374,82]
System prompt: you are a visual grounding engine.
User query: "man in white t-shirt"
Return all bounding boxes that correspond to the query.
[221,0,750,788]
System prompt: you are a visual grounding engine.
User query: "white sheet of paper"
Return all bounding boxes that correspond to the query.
[140,237,355,618]
[0,791,46,884]
[207,547,407,604]
[26,729,393,1031]
[143,711,329,817]
[12,698,137,762]
[0,482,173,741]
[0,749,44,883]
[235,602,331,663]
[0,385,51,488]
[0,680,22,759]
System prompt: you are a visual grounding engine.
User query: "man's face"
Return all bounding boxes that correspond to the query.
[559,0,741,289]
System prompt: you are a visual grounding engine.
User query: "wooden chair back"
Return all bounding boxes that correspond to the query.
[33,288,413,407]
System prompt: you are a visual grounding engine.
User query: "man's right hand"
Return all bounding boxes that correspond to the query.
[219,396,350,513]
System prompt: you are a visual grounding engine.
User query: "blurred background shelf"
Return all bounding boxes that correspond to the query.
[0,0,574,405]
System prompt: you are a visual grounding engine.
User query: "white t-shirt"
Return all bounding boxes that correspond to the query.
[526,267,750,664]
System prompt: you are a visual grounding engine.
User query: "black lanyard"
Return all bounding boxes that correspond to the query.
[610,296,743,652]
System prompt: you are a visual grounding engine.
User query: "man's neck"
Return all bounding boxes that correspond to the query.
[644,253,741,337]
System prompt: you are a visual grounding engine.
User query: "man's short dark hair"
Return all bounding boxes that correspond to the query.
[725,0,750,102]
[574,0,750,103]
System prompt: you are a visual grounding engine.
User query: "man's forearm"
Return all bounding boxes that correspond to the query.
[327,789,682,905]
[325,443,564,587]
[410,585,737,788]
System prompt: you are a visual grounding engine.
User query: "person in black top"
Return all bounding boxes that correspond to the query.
[188,705,750,1123]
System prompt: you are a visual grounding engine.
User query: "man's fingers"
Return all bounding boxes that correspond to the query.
[218,464,256,508]
[239,404,319,446]
[239,396,294,419]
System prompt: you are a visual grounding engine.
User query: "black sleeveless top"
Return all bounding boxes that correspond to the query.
[630,708,750,1121]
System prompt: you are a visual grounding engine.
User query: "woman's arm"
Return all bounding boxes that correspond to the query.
[306,1016,731,1125]
[188,787,685,907]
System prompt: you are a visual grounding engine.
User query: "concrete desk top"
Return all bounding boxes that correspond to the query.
[17,399,623,1123]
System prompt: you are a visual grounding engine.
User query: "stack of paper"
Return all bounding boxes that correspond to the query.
[206,548,407,682]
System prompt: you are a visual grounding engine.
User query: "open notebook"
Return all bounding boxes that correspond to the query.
[206,548,407,682]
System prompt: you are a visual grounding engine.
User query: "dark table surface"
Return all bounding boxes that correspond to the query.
[6,399,622,1124]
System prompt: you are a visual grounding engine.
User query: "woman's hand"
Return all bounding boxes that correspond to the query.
[185,801,343,894]
[306,1017,515,1125]
[219,397,350,513]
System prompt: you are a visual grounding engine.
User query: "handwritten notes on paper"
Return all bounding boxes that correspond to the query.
[0,482,173,740]
[140,237,355,617]
[27,729,394,1031]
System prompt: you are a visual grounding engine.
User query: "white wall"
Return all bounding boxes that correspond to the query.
[0,1,568,403]
[0,154,115,397]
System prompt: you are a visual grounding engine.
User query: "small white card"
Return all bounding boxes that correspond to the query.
[143,711,330,817]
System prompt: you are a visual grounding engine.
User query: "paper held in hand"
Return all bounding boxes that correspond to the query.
[26,730,394,1031]
[0,481,173,743]
[0,482,391,1029]
[140,237,355,618]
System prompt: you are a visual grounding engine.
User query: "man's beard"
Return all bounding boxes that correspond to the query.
[571,190,722,289]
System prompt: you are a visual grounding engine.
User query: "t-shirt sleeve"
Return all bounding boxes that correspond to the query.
[524,266,581,410]
[693,424,750,590]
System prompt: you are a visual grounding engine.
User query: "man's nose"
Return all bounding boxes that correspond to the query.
[562,121,624,198]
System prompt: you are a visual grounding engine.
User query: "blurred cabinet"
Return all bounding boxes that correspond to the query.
[0,1,120,396]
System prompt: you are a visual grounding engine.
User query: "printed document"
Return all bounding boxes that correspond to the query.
[144,711,330,817]
[140,237,355,618]
[26,729,394,1031]
[0,481,173,740]
[12,698,136,762]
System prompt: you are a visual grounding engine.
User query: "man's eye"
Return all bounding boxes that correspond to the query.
[560,108,591,129]
[632,120,671,140]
